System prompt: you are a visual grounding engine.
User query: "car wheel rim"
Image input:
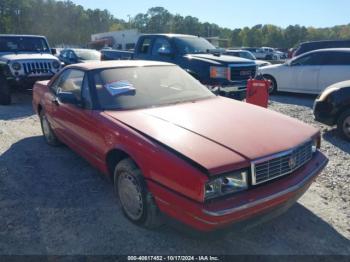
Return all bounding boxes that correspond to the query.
[42,116,52,141]
[343,116,350,138]
[118,172,143,220]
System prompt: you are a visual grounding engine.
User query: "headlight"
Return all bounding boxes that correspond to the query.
[210,66,228,79]
[52,61,60,69]
[12,62,21,71]
[312,136,321,153]
[205,170,248,200]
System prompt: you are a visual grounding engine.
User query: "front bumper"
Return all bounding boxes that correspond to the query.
[219,86,247,100]
[148,151,328,232]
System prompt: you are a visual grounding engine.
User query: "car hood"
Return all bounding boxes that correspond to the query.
[258,63,284,72]
[255,60,271,67]
[0,53,58,62]
[184,53,255,65]
[104,97,318,174]
[324,80,350,90]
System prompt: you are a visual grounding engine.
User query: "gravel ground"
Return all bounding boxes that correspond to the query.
[0,92,349,255]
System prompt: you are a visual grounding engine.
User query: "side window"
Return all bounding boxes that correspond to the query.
[50,70,69,93]
[322,52,350,66]
[292,53,323,66]
[151,38,172,55]
[58,69,85,101]
[138,38,152,54]
[68,51,76,60]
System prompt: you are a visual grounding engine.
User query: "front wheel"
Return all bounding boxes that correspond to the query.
[263,75,277,94]
[114,158,163,229]
[337,109,350,141]
[0,76,11,105]
[39,110,61,146]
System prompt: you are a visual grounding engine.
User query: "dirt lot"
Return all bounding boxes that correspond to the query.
[0,92,349,255]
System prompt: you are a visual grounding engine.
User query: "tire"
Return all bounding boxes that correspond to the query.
[0,76,11,105]
[114,158,163,229]
[337,109,350,141]
[263,75,277,94]
[39,110,61,146]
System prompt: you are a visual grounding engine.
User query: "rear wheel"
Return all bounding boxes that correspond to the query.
[114,158,163,228]
[0,76,11,105]
[39,110,61,146]
[337,109,350,141]
[263,75,277,94]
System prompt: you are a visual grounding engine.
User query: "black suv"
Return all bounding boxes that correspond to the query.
[0,34,61,105]
[314,80,350,141]
[294,40,350,57]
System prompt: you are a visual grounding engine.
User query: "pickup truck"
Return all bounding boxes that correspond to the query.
[113,34,257,100]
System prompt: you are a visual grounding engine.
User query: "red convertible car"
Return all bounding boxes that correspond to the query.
[32,61,328,232]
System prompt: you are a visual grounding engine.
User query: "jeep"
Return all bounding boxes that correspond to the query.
[0,34,61,105]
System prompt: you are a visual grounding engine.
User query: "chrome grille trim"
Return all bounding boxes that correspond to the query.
[21,60,54,76]
[251,140,313,185]
[228,63,257,81]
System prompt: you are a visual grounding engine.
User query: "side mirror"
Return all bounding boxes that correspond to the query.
[158,47,173,56]
[57,91,80,105]
[51,48,57,55]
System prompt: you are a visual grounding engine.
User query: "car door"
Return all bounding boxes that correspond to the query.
[50,69,103,162]
[318,51,350,92]
[289,53,322,94]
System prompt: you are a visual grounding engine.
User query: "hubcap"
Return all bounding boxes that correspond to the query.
[343,116,350,138]
[118,172,143,220]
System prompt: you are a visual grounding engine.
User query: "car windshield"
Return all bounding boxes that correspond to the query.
[0,36,50,53]
[174,37,216,54]
[240,51,256,60]
[75,50,100,60]
[93,65,215,110]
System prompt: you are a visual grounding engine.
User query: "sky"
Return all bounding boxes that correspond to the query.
[71,0,350,29]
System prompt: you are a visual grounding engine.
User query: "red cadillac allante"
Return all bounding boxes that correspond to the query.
[32,61,328,232]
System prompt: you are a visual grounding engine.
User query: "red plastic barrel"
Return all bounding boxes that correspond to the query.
[246,78,270,108]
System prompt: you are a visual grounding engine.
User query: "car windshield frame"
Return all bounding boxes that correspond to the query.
[174,37,216,54]
[0,36,50,53]
[91,65,215,111]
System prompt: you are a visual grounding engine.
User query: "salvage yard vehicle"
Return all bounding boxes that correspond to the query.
[32,60,328,232]
[242,47,268,60]
[259,48,350,94]
[314,80,350,141]
[0,34,62,105]
[58,48,101,66]
[224,49,271,67]
[133,34,257,100]
[293,39,350,57]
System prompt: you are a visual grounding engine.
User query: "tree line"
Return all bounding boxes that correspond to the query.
[1,0,350,48]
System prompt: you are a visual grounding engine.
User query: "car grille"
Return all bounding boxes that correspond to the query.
[22,61,53,75]
[251,140,313,185]
[230,65,256,81]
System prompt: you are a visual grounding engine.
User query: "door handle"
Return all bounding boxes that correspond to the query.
[51,97,59,106]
